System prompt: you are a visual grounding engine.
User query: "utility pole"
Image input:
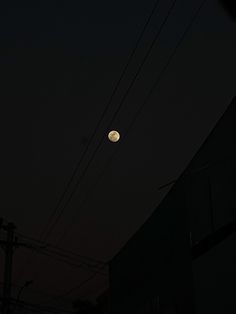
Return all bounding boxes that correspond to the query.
[0,219,42,314]
[0,219,38,314]
[0,221,16,314]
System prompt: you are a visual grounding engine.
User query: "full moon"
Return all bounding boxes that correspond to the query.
[108,130,120,142]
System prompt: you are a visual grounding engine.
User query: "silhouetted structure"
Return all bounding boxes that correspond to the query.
[109,97,236,314]
[72,299,98,314]
[96,289,111,314]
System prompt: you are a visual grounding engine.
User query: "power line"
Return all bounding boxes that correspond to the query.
[54,0,208,284]
[0,282,70,304]
[41,0,178,245]
[9,298,73,314]
[13,229,107,283]
[13,0,164,287]
[17,0,178,294]
[0,223,105,305]
[54,0,208,250]
[46,264,107,302]
[14,0,207,301]
[39,0,162,243]
[15,231,106,266]
[22,0,177,288]
[3,230,108,276]
[25,245,108,277]
[50,0,209,298]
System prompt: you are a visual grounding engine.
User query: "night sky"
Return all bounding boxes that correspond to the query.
[1,0,236,310]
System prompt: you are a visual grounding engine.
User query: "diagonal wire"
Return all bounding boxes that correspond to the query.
[15,231,106,265]
[46,263,107,302]
[53,0,208,278]
[25,246,108,276]
[10,298,73,314]
[41,0,178,243]
[43,0,208,302]
[39,0,162,243]
[13,0,163,284]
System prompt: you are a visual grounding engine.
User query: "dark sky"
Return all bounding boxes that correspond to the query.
[0,0,236,310]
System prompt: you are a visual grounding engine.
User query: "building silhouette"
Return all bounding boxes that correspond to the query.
[109,96,236,314]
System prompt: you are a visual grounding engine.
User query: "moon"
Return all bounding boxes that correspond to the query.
[108,130,120,142]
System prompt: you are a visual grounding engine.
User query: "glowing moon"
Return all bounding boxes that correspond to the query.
[108,130,120,142]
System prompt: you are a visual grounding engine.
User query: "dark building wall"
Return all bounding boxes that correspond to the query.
[186,96,236,313]
[184,96,236,243]
[110,176,194,314]
[109,97,236,314]
[193,232,236,314]
[185,155,236,245]
[97,289,111,314]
